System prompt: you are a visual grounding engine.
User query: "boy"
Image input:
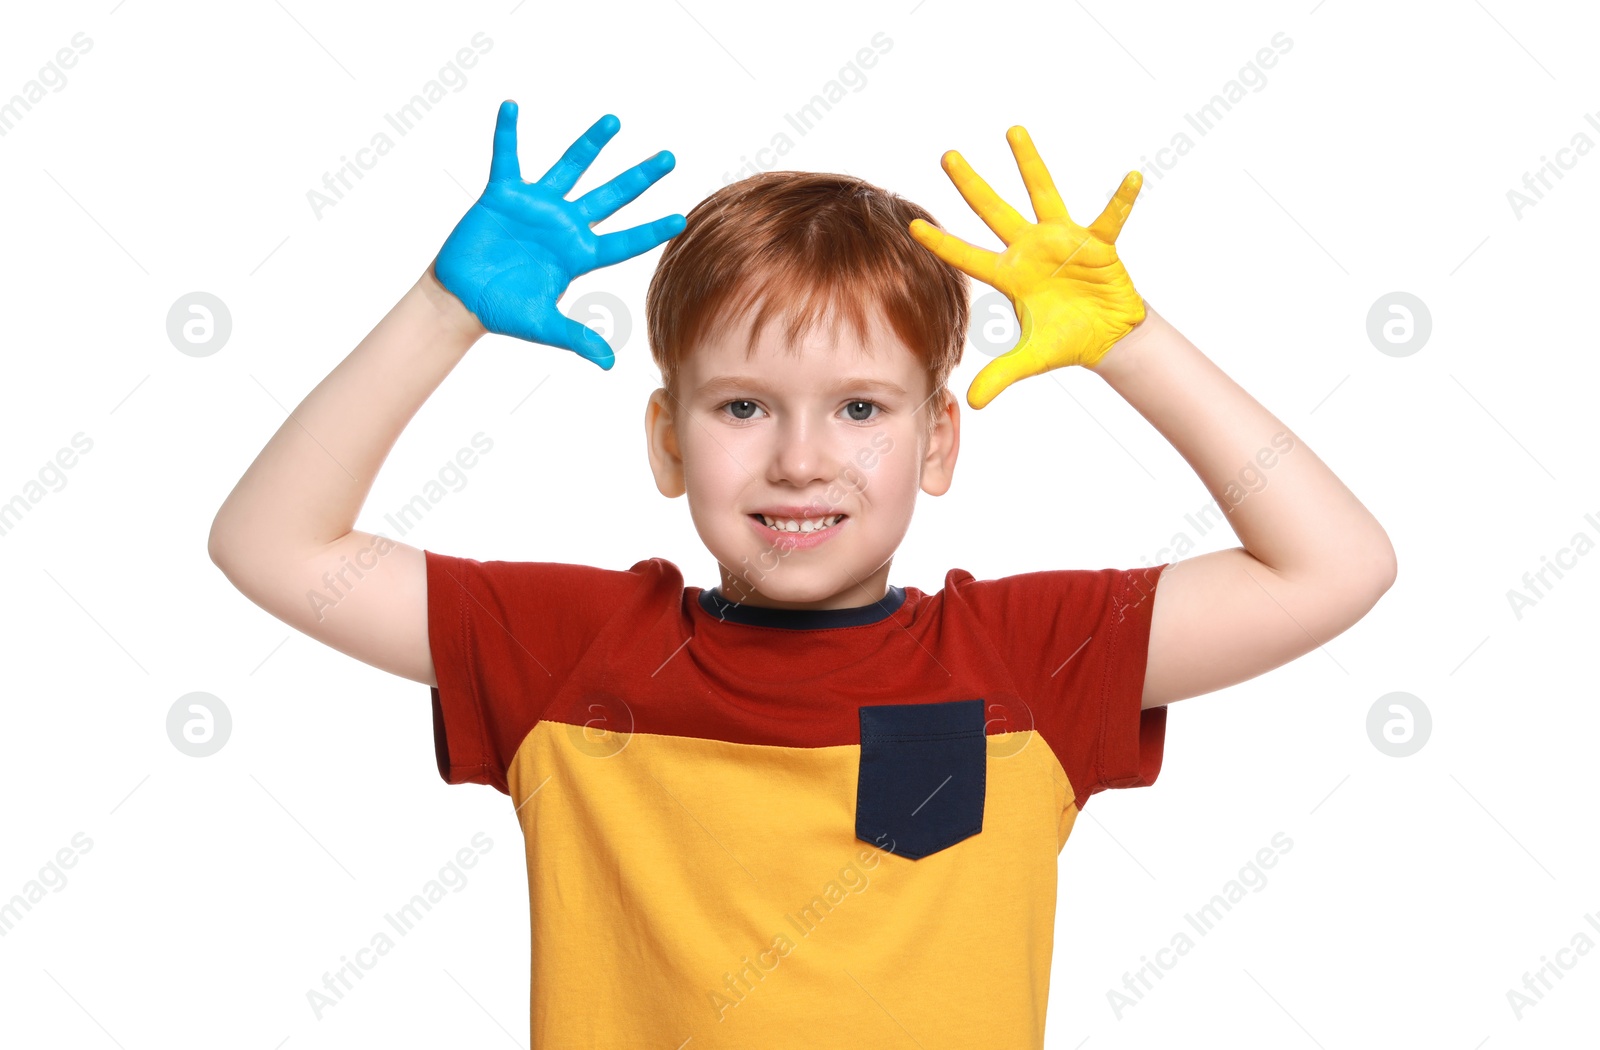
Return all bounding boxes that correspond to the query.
[209,102,1396,1047]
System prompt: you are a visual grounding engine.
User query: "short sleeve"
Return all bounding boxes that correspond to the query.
[955,563,1168,809]
[423,551,659,793]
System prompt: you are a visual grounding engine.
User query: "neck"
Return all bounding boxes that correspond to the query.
[715,563,892,611]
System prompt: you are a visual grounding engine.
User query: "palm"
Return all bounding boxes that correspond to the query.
[909,125,1145,409]
[997,220,1144,376]
[434,102,685,368]
[443,181,596,336]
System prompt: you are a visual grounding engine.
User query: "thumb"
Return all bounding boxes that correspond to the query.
[966,342,1043,410]
[967,299,1042,410]
[529,306,617,370]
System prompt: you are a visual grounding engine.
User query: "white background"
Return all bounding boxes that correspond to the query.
[2,0,1596,1046]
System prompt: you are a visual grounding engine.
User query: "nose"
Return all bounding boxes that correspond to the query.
[767,410,837,488]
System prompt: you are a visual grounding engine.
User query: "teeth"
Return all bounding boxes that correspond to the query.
[758,513,843,533]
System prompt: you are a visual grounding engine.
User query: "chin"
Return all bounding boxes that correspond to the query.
[753,578,834,602]
[741,566,873,607]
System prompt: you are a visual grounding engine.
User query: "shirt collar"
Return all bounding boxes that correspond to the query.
[697,585,907,629]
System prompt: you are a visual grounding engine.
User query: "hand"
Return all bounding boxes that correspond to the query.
[909,126,1145,409]
[433,101,686,369]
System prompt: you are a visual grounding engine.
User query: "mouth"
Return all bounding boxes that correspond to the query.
[749,512,847,535]
[746,511,848,550]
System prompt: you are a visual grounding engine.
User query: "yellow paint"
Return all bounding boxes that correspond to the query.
[910,125,1146,409]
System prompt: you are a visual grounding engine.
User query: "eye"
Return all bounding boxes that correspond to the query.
[842,400,881,422]
[720,399,764,421]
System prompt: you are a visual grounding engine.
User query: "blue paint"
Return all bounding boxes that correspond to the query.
[435,101,685,368]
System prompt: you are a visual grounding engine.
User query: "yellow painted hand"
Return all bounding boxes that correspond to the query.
[909,126,1145,409]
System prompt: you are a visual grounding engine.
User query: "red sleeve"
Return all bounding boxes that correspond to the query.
[955,563,1168,808]
[423,550,658,793]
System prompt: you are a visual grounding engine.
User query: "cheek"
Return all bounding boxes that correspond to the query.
[869,466,920,516]
[844,443,917,511]
[681,430,749,505]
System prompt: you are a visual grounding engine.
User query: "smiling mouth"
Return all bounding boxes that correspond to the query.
[750,513,847,534]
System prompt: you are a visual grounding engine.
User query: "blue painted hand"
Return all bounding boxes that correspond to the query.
[434,101,686,368]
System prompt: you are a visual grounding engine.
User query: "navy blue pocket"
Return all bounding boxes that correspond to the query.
[855,699,986,860]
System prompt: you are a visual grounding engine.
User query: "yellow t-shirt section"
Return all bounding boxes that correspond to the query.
[507,719,1088,1050]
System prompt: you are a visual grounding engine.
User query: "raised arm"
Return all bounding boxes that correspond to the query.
[910,124,1395,709]
[1091,308,1396,708]
[207,268,481,687]
[207,102,685,687]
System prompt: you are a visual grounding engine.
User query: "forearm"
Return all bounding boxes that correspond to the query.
[1089,304,1395,587]
[209,263,485,565]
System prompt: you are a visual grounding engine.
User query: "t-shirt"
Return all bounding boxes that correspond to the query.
[424,550,1169,1049]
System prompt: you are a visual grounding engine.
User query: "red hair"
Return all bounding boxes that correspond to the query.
[645,170,969,421]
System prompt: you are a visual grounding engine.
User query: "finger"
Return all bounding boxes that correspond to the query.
[966,341,1046,410]
[575,150,676,225]
[593,213,687,269]
[529,304,617,370]
[1087,171,1143,244]
[908,218,1000,286]
[489,100,522,183]
[534,113,621,197]
[965,300,1055,409]
[1005,126,1070,223]
[940,149,1031,245]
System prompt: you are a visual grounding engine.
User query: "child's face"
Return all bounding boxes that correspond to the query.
[646,303,960,610]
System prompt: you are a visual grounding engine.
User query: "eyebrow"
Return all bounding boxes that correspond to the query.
[695,375,909,399]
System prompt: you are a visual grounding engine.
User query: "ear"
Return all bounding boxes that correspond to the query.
[645,388,686,498]
[919,386,960,497]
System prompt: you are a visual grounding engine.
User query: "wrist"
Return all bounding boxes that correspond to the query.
[416,261,487,345]
[1087,301,1163,379]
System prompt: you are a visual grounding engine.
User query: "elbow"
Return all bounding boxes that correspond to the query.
[1378,545,1398,593]
[1346,512,1397,601]
[207,511,237,574]
[1362,535,1398,605]
[1372,520,1398,590]
[1317,535,1396,613]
